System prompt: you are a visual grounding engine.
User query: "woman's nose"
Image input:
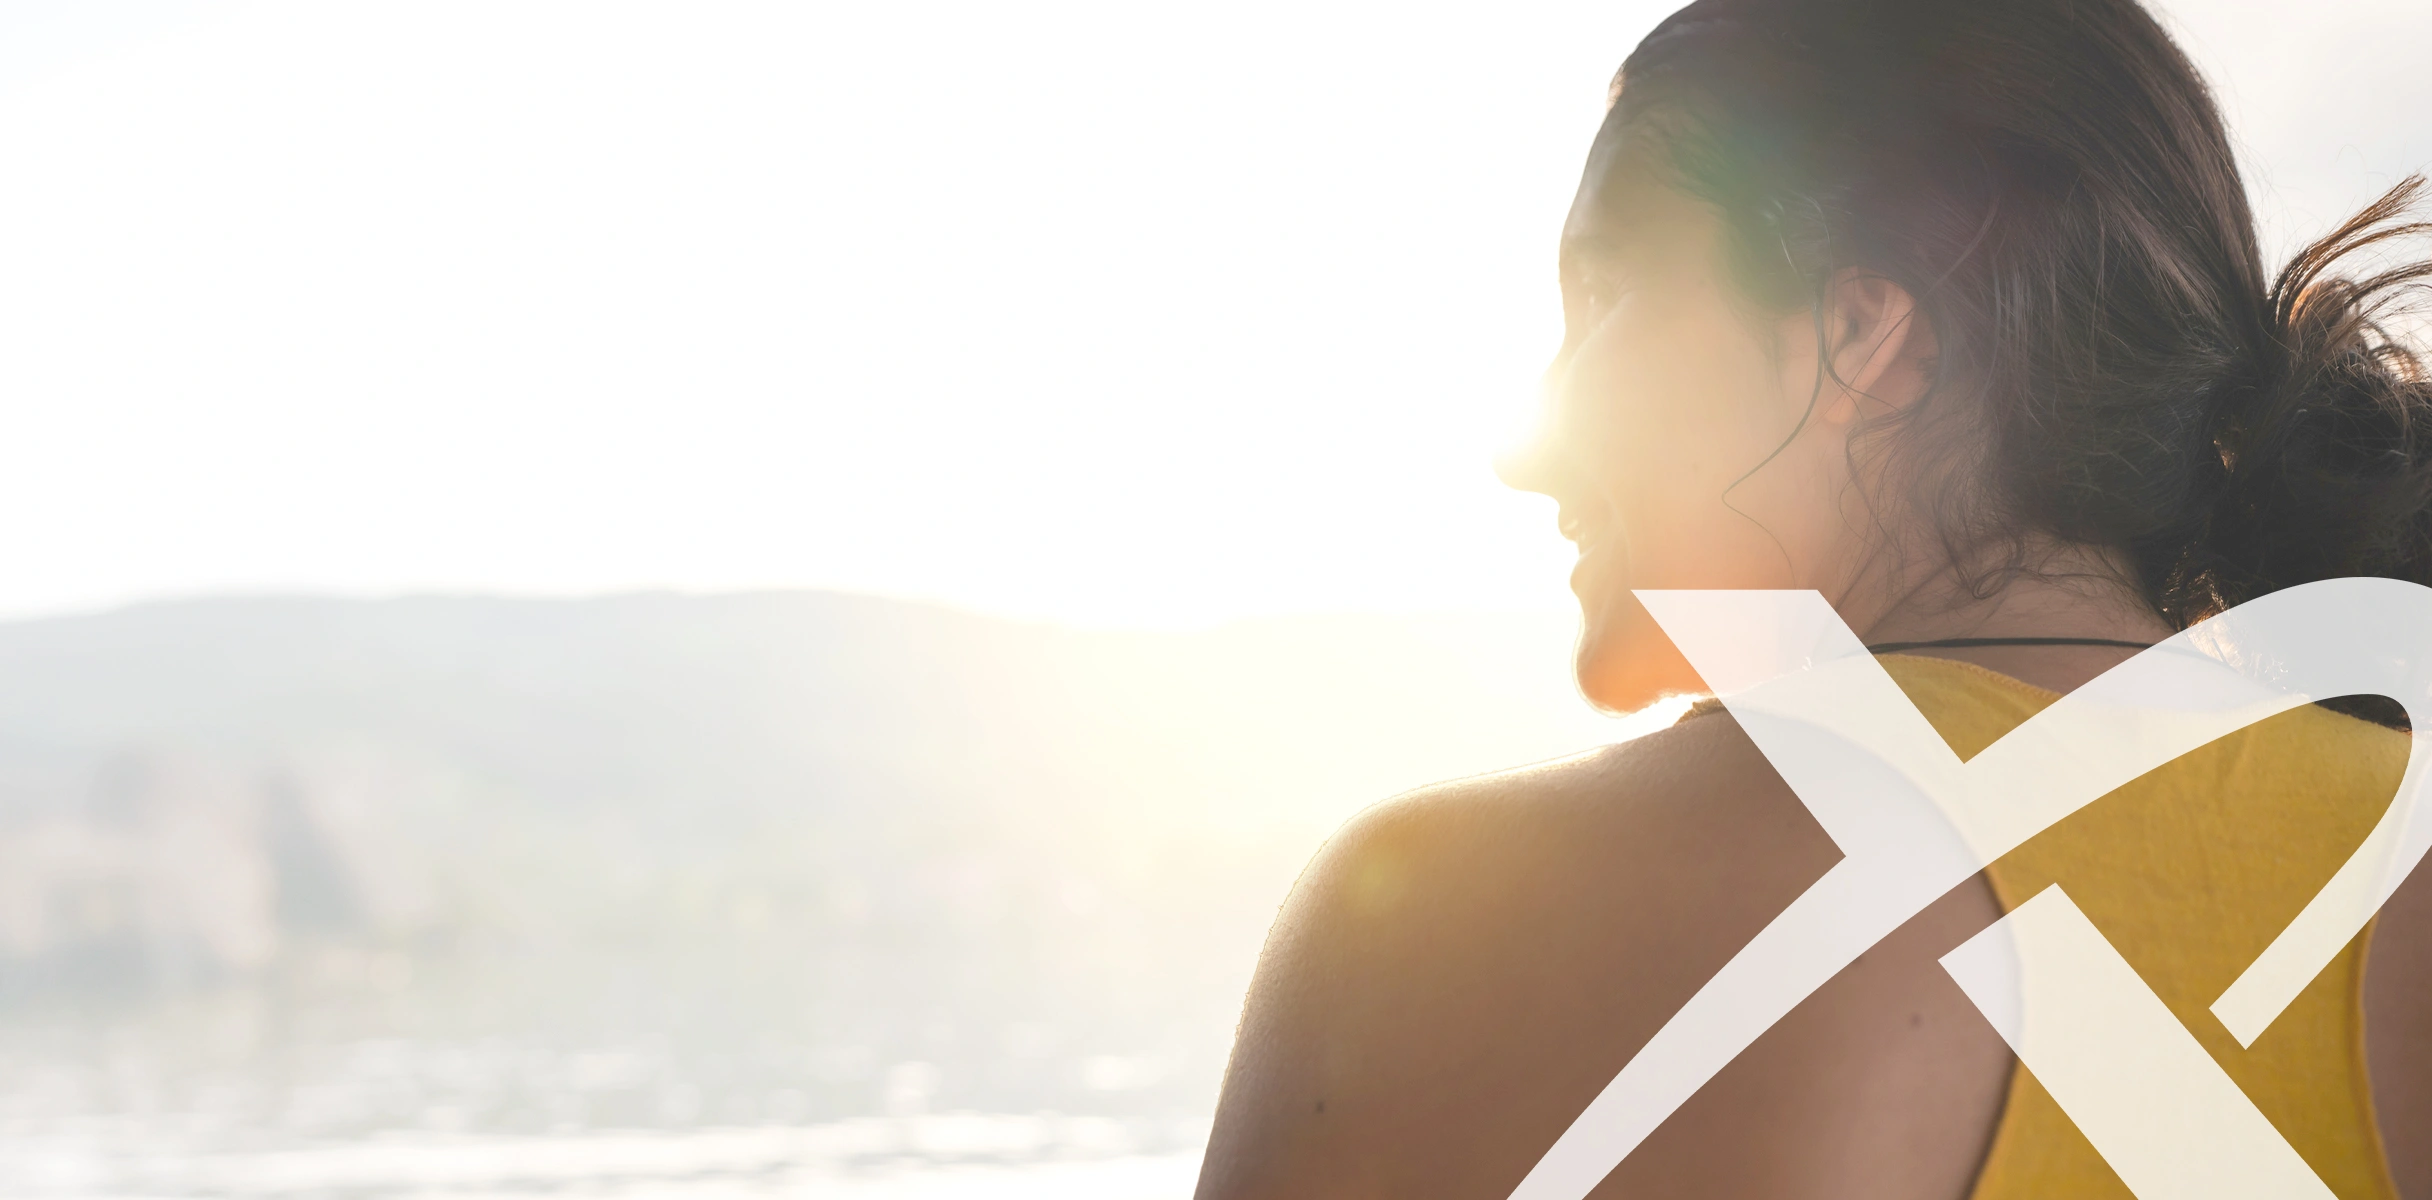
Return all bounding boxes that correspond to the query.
[1495,438,1558,495]
[1496,370,1574,496]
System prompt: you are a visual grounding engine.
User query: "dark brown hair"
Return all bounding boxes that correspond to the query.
[1611,0,2432,642]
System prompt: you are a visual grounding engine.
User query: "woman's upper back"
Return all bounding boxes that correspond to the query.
[1196,654,2432,1198]
[1886,655,2414,1199]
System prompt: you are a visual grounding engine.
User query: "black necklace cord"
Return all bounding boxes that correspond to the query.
[1863,635,2157,655]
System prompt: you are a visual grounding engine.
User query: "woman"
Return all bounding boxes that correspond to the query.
[1197,1,2432,1197]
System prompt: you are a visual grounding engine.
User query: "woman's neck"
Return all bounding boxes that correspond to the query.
[1846,541,2179,696]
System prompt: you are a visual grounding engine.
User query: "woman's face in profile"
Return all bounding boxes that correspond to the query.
[1505,146,1868,712]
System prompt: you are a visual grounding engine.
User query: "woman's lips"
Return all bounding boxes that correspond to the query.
[1556,502,1607,547]
[1568,531,1609,598]
[1557,502,1617,600]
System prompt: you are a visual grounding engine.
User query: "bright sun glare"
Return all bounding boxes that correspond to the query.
[0,1,2417,629]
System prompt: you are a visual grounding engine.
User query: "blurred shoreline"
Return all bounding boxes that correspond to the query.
[0,591,1636,1195]
[6,1116,1209,1197]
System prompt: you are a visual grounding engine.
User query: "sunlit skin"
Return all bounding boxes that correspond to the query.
[1500,133,2179,712]
[1197,101,2432,1200]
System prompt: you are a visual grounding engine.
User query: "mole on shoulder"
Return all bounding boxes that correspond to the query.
[1314,1099,1327,1114]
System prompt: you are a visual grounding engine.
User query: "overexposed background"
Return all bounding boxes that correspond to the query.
[0,0,2411,629]
[0,2,2419,1196]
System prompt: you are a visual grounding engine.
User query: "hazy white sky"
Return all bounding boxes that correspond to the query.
[0,0,2422,627]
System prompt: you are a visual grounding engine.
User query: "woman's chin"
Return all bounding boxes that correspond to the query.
[1577,653,1671,714]
[1574,602,1706,714]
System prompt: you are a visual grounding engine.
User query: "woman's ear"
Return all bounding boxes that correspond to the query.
[1818,268,1935,425]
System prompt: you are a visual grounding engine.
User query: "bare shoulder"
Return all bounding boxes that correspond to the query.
[1196,711,2009,1200]
[2367,851,2432,1199]
[1259,711,1828,968]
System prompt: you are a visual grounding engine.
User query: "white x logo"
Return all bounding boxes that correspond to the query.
[1510,577,2432,1200]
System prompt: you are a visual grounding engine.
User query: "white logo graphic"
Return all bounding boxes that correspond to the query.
[1510,578,2432,1200]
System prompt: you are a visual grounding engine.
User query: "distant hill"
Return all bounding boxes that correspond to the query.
[0,592,1643,1134]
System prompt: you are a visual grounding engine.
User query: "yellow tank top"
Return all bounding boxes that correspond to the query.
[1869,653,2405,1199]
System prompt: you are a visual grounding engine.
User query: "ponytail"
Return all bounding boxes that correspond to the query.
[2183,177,2432,622]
